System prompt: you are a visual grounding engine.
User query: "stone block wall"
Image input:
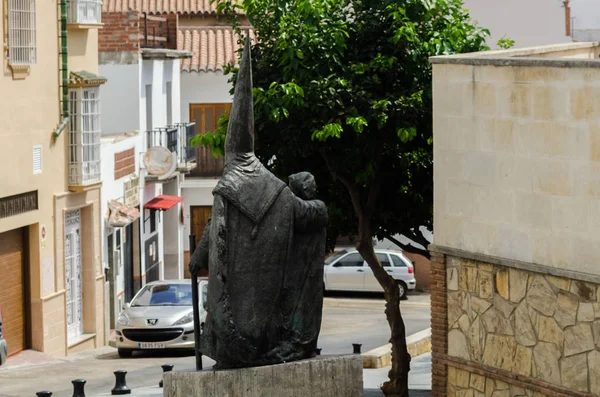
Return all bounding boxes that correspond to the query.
[431,246,600,397]
[432,55,600,277]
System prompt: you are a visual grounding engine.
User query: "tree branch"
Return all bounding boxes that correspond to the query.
[378,229,431,259]
[365,146,384,219]
[321,151,363,217]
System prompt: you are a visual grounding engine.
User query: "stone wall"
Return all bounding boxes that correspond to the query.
[433,247,600,397]
[432,52,600,277]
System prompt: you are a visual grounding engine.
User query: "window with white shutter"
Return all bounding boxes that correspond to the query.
[7,0,37,66]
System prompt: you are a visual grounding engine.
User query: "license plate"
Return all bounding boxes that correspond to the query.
[138,342,165,349]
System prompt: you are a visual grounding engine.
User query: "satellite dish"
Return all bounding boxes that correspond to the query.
[144,146,177,180]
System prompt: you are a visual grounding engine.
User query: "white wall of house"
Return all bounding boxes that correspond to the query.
[180,72,232,123]
[462,0,571,48]
[99,63,141,135]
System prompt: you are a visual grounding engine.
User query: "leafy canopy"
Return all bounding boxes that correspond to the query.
[192,0,492,252]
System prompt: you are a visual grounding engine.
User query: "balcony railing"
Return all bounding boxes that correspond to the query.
[68,0,102,25]
[146,123,196,174]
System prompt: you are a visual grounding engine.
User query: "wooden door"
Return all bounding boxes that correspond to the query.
[189,103,231,177]
[0,228,27,356]
[191,206,212,247]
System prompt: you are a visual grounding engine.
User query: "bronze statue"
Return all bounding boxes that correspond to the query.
[189,38,328,369]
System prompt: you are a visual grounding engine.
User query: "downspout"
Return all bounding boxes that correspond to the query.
[53,0,69,137]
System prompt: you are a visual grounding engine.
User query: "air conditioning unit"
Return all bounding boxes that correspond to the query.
[113,249,121,276]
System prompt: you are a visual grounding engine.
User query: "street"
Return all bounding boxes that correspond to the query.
[0,293,430,397]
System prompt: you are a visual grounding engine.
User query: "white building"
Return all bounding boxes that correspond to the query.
[462,0,571,48]
[98,9,193,327]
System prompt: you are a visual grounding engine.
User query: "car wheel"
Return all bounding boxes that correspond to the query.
[397,281,408,300]
[118,348,133,358]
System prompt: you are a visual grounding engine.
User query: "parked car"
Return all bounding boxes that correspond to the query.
[324,249,416,299]
[0,307,7,366]
[115,279,208,358]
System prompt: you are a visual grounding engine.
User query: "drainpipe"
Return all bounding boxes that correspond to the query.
[53,0,69,137]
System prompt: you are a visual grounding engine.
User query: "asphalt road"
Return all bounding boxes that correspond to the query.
[0,293,430,397]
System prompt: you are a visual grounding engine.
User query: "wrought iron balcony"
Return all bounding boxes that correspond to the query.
[68,0,102,25]
[146,123,197,175]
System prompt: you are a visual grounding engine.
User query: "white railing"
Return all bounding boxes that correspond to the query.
[68,0,102,24]
[7,0,37,65]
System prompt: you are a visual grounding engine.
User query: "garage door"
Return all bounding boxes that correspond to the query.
[0,229,26,356]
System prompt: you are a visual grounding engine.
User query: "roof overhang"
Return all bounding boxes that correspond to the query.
[69,70,108,88]
[141,48,193,60]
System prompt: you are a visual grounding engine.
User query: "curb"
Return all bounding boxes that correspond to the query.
[362,328,431,369]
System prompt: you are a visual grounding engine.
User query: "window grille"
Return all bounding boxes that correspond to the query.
[69,87,102,186]
[67,0,102,24]
[7,0,37,66]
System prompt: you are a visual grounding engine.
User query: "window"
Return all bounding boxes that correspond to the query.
[335,253,364,267]
[7,0,37,66]
[68,0,102,25]
[376,253,391,267]
[69,87,101,186]
[189,103,231,177]
[166,82,172,125]
[391,254,409,268]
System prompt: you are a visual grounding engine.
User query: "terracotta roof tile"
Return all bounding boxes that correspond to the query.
[178,26,255,72]
[102,0,223,14]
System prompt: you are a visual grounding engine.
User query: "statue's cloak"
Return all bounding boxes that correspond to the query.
[191,153,327,368]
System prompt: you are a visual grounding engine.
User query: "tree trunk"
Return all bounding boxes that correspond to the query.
[357,231,411,397]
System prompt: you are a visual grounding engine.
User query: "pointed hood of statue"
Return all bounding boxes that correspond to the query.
[225,37,254,163]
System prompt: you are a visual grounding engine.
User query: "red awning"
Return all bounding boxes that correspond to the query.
[144,195,183,211]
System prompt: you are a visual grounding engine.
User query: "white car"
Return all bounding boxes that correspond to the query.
[0,307,7,366]
[115,279,208,358]
[324,249,416,299]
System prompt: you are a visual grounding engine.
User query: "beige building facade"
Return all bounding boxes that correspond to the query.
[430,42,600,396]
[0,0,106,357]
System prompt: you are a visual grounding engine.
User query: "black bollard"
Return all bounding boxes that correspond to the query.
[159,364,175,387]
[36,392,52,397]
[315,348,322,356]
[111,370,131,395]
[71,379,86,397]
[352,343,362,354]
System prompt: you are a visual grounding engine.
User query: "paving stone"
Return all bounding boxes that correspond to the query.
[448,267,459,291]
[589,350,600,395]
[458,314,470,334]
[496,269,510,300]
[479,271,494,299]
[544,275,570,291]
[460,266,478,293]
[456,368,470,388]
[554,292,578,329]
[482,307,514,336]
[509,269,528,303]
[526,276,557,316]
[533,342,561,384]
[469,316,485,362]
[512,344,532,377]
[470,373,486,392]
[514,302,536,346]
[448,329,470,360]
[472,296,492,315]
[564,323,594,357]
[482,335,516,371]
[494,295,516,318]
[560,353,589,392]
[537,315,563,351]
[577,302,595,322]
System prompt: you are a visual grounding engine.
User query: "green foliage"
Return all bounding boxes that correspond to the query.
[497,35,515,50]
[199,0,491,252]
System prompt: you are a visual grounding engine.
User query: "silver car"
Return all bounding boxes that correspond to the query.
[115,279,208,358]
[324,249,416,299]
[0,307,7,366]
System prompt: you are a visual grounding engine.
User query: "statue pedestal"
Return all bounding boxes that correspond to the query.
[163,355,364,397]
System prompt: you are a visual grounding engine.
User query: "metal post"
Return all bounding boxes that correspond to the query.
[36,392,52,397]
[159,364,175,387]
[189,233,202,371]
[352,343,362,354]
[111,370,131,395]
[71,379,86,397]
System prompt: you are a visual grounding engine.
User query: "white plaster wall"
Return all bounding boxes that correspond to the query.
[181,179,218,250]
[462,0,571,49]
[99,63,141,135]
[180,72,232,122]
[100,134,144,306]
[571,0,600,29]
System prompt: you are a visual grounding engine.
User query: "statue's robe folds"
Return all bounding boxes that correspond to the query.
[190,154,328,368]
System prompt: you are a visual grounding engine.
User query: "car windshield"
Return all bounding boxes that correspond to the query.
[130,283,193,307]
[325,250,348,265]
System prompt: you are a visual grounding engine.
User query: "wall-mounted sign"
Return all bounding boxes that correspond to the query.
[124,176,140,207]
[40,224,47,248]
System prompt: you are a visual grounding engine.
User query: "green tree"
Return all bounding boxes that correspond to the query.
[192,0,490,394]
